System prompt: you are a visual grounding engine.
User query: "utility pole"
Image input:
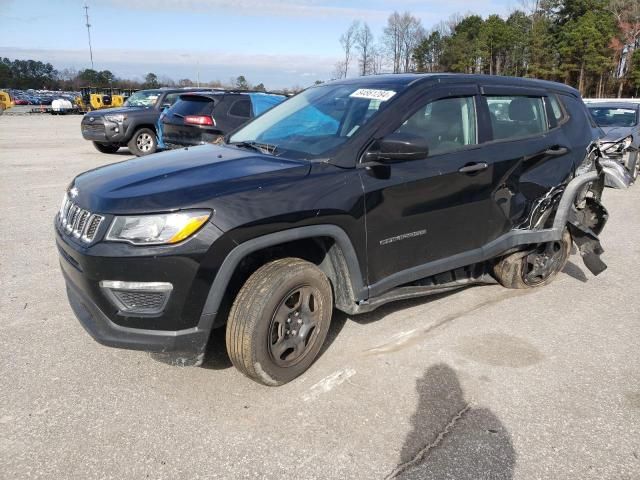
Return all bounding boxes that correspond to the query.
[84,4,94,69]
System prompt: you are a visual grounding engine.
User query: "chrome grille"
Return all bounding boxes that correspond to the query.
[58,194,104,243]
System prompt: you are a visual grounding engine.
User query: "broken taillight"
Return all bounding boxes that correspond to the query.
[184,115,215,126]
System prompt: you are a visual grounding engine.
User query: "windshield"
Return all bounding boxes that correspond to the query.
[124,90,161,107]
[588,106,638,127]
[229,84,400,159]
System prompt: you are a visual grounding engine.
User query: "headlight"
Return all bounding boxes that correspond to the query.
[104,114,126,123]
[604,135,632,154]
[106,210,211,245]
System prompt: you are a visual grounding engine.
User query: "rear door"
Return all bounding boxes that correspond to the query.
[477,85,575,229]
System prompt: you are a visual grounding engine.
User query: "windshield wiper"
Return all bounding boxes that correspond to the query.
[229,141,278,155]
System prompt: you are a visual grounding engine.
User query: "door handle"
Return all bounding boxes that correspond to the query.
[543,145,569,156]
[458,162,488,174]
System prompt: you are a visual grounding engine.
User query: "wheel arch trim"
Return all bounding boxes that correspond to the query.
[197,225,367,331]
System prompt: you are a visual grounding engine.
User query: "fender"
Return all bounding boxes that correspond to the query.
[196,225,367,332]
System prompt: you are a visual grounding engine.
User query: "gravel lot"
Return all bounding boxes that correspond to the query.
[1,113,639,479]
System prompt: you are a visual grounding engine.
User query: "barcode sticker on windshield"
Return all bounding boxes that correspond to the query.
[349,89,396,101]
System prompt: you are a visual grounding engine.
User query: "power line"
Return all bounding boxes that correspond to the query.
[84,4,94,69]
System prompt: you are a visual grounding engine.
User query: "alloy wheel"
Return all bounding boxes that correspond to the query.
[136,133,154,152]
[268,285,322,367]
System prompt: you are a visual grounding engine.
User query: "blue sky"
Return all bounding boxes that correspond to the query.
[0,0,514,89]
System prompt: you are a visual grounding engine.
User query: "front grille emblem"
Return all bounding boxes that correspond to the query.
[89,117,94,122]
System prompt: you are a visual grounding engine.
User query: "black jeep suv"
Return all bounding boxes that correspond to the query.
[80,88,209,156]
[57,74,613,385]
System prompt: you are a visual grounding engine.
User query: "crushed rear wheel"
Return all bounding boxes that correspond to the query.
[493,229,571,289]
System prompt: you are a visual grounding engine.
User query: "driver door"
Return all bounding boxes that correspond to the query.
[360,85,504,293]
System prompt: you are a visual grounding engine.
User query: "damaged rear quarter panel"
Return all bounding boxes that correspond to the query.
[492,93,596,231]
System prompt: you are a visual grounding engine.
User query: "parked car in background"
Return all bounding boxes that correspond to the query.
[57,74,616,385]
[80,88,210,156]
[585,99,640,184]
[161,91,286,147]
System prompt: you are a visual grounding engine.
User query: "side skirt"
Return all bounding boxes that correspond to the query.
[351,264,496,314]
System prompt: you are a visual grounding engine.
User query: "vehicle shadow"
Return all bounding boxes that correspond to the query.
[201,288,475,369]
[200,325,233,369]
[562,260,588,283]
[392,364,515,479]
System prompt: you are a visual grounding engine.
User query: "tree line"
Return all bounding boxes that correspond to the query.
[0,58,297,93]
[337,0,640,97]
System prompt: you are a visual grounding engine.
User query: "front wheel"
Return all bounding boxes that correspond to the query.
[127,128,157,156]
[92,142,120,154]
[493,229,571,289]
[226,258,333,386]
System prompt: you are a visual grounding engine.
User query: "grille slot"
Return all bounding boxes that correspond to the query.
[82,123,105,135]
[58,195,104,243]
[112,290,167,312]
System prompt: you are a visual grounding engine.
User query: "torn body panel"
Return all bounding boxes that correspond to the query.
[357,149,611,313]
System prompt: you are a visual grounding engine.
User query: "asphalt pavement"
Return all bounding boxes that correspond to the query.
[1,114,638,479]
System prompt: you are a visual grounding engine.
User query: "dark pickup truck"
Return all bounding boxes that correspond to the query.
[59,74,620,386]
[80,88,210,156]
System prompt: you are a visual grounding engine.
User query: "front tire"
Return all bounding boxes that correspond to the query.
[92,142,120,154]
[128,128,157,156]
[493,229,571,289]
[226,258,333,386]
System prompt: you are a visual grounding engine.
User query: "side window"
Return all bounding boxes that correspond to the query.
[395,96,477,156]
[486,95,548,141]
[228,99,252,118]
[162,93,181,107]
[548,94,564,123]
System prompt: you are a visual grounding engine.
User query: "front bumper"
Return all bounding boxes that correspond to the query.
[64,271,209,365]
[81,118,127,143]
[56,221,220,365]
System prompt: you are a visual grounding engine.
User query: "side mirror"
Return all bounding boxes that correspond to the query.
[364,132,429,163]
[161,103,171,109]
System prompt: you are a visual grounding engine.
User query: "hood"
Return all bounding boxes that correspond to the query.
[599,126,634,142]
[71,144,311,214]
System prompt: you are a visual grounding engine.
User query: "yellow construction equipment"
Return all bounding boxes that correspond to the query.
[0,90,14,115]
[75,87,137,112]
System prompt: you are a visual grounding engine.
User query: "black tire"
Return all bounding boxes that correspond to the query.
[92,142,120,154]
[0,105,4,116]
[226,258,333,386]
[493,229,572,289]
[127,128,157,156]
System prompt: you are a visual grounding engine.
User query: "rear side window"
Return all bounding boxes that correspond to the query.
[548,94,564,123]
[228,99,252,118]
[486,96,548,141]
[162,93,182,106]
[170,96,215,116]
[396,96,477,156]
